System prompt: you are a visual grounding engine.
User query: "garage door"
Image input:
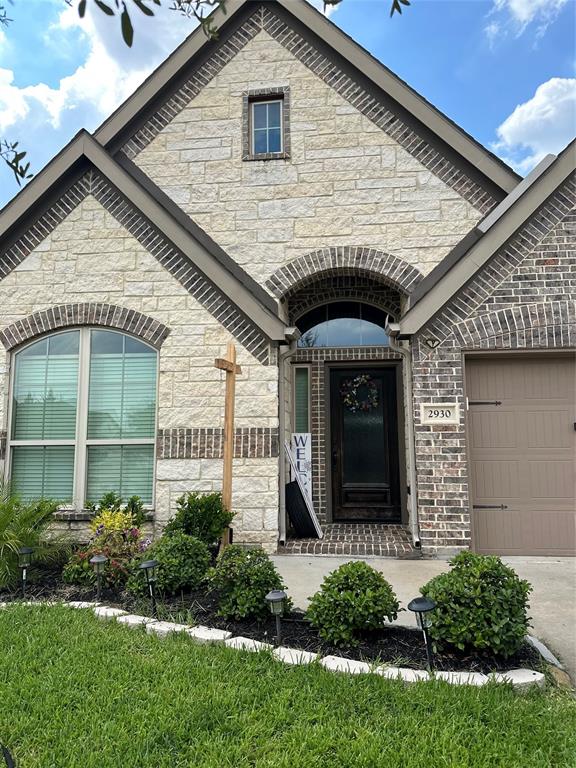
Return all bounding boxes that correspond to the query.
[466,354,576,556]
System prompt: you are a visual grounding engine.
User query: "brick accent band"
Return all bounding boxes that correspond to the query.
[122,6,498,213]
[266,246,423,299]
[157,427,279,459]
[0,303,171,351]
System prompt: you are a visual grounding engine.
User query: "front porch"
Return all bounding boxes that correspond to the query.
[279,523,417,558]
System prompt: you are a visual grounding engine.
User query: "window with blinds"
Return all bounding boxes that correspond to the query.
[9,329,157,507]
[293,366,310,434]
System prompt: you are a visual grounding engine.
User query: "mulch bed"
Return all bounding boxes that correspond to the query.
[1,566,542,675]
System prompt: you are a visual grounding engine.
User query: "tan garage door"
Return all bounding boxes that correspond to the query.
[466,354,576,556]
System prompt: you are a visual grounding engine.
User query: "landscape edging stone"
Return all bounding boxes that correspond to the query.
[0,602,549,690]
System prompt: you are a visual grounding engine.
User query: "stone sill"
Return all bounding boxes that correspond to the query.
[54,510,154,522]
[242,151,290,162]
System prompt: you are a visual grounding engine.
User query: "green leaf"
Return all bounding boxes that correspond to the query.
[132,0,155,16]
[78,0,87,18]
[120,3,134,47]
[94,0,115,16]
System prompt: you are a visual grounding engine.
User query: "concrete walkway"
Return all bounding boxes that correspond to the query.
[272,554,576,680]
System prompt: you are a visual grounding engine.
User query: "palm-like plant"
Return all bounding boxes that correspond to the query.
[0,482,68,589]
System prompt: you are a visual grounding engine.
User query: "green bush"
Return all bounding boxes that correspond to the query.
[164,492,234,546]
[0,483,67,588]
[421,551,532,657]
[209,545,290,620]
[127,532,211,597]
[306,561,400,646]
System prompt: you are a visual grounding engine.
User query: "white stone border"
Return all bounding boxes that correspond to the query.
[0,601,548,691]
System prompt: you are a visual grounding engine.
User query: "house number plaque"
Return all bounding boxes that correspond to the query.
[420,403,460,425]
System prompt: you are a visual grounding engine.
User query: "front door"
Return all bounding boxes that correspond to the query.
[330,367,401,522]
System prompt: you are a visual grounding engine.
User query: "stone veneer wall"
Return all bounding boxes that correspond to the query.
[131,11,488,290]
[0,190,280,550]
[412,176,576,554]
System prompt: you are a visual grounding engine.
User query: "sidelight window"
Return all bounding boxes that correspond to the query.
[293,366,310,433]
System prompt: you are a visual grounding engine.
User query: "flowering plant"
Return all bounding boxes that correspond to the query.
[62,492,151,589]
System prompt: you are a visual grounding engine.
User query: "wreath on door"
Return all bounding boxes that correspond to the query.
[340,374,379,413]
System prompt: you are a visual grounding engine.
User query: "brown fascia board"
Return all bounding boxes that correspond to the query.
[273,0,519,196]
[0,131,287,342]
[94,0,249,150]
[399,142,576,337]
[94,0,519,198]
[0,130,87,222]
[407,154,558,309]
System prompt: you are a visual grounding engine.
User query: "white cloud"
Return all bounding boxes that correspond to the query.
[0,2,196,134]
[486,0,568,41]
[493,77,576,174]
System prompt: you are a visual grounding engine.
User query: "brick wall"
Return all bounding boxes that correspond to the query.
[412,175,576,554]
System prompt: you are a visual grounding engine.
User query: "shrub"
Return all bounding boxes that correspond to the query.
[62,506,151,590]
[127,532,211,597]
[164,492,234,546]
[306,561,400,646]
[208,545,289,620]
[421,551,532,657]
[0,483,67,588]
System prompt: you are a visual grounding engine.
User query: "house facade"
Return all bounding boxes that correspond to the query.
[0,0,574,557]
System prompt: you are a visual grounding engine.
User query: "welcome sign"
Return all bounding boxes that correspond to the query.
[290,433,312,503]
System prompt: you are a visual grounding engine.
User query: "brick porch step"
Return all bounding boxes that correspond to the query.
[279,524,418,558]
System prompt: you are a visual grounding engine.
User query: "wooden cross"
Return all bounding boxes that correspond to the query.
[214,342,242,548]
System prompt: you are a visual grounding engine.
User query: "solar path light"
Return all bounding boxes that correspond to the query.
[89,554,108,602]
[265,590,287,647]
[407,596,436,672]
[139,559,159,618]
[17,546,34,599]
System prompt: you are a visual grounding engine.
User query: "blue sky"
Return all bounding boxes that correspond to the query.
[0,0,574,208]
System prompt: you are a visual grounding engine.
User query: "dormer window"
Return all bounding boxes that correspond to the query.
[242,87,290,161]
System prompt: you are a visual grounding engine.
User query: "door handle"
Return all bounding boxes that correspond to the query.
[473,504,508,510]
[331,450,337,469]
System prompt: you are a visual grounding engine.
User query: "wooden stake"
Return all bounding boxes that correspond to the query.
[214,342,242,548]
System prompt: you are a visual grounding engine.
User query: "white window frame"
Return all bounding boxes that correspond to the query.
[292,364,311,434]
[5,328,158,510]
[250,98,284,155]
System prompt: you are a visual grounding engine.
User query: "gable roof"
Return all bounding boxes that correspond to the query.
[398,139,576,337]
[94,0,519,199]
[0,131,287,343]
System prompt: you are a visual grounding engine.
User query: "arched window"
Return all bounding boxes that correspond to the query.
[8,329,157,506]
[297,302,390,348]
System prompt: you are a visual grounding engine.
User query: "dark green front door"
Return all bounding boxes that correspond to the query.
[330,367,401,522]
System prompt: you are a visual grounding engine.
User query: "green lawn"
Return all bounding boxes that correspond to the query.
[0,606,574,768]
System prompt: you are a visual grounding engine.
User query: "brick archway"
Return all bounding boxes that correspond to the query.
[0,303,171,351]
[265,247,423,299]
